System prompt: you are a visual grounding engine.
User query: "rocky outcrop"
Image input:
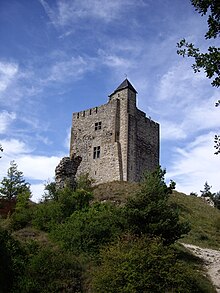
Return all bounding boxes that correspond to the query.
[55,155,82,190]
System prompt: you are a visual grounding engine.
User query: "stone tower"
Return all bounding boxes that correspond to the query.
[70,79,159,184]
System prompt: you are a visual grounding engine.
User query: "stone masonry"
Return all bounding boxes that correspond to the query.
[70,79,160,184]
[55,155,82,189]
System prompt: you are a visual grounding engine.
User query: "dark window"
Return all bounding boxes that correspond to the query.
[89,109,92,115]
[95,121,102,130]
[95,107,98,113]
[77,113,79,119]
[93,146,100,159]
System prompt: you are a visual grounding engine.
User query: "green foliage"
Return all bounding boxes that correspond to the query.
[91,235,213,293]
[214,134,220,154]
[0,228,26,292]
[0,144,3,158]
[191,0,220,39]
[51,203,125,255]
[43,181,58,201]
[76,173,94,192]
[190,192,198,197]
[15,247,83,293]
[32,186,93,231]
[10,191,32,230]
[213,191,220,209]
[125,167,190,244]
[177,0,220,153]
[177,0,220,87]
[32,200,64,231]
[200,181,215,198]
[0,161,31,199]
[57,187,93,218]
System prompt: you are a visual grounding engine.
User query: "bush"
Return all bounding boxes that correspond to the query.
[0,228,26,292]
[16,247,83,293]
[32,200,63,232]
[51,203,125,255]
[91,235,214,293]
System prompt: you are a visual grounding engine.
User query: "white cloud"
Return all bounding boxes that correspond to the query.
[160,120,187,140]
[0,61,18,93]
[183,94,220,133]
[157,62,206,103]
[98,49,133,70]
[152,62,219,141]
[0,111,16,133]
[46,56,94,82]
[30,183,46,202]
[40,0,145,27]
[166,132,220,194]
[16,155,60,181]
[0,138,30,155]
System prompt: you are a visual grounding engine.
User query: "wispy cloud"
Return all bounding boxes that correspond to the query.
[167,132,220,194]
[0,111,16,134]
[46,56,95,82]
[39,0,145,28]
[160,120,187,140]
[98,49,134,70]
[0,61,18,93]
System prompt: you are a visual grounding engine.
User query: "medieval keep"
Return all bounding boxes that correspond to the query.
[70,79,160,184]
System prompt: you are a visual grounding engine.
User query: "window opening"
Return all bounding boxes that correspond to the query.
[93,146,100,159]
[95,121,102,130]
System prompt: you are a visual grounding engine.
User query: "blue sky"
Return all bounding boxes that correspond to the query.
[0,0,219,201]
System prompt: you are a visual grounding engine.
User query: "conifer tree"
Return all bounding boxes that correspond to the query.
[0,161,31,199]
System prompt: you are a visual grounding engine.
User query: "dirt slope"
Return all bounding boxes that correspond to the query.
[182,243,220,292]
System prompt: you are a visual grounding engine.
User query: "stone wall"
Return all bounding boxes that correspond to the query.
[70,81,160,185]
[70,100,122,184]
[55,155,82,189]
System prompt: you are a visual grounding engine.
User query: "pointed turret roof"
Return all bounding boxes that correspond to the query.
[109,79,137,97]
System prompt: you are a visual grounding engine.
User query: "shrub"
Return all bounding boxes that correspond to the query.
[51,203,125,255]
[91,235,214,293]
[16,247,83,293]
[0,228,26,292]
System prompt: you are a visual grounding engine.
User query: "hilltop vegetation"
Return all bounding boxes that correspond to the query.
[0,167,219,292]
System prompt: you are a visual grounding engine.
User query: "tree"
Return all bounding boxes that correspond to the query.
[200,181,215,198]
[125,167,190,245]
[0,161,31,199]
[0,144,3,158]
[177,0,220,87]
[213,191,220,209]
[177,0,220,153]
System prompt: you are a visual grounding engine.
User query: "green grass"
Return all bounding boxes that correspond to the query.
[170,191,220,249]
[94,182,220,250]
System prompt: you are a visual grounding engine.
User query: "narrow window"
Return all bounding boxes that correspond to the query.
[89,109,92,115]
[93,146,100,159]
[95,107,98,113]
[95,121,102,130]
[83,111,85,117]
[77,113,79,119]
